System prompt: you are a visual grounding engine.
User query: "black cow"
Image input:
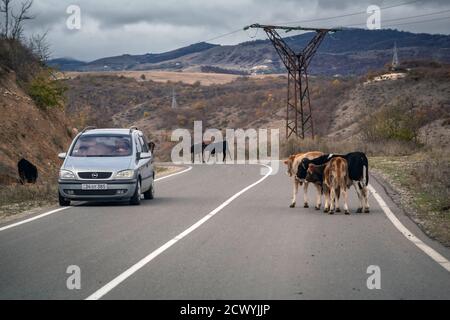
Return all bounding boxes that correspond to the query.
[206,140,228,162]
[18,158,38,184]
[190,142,207,163]
[296,152,369,213]
[190,140,229,163]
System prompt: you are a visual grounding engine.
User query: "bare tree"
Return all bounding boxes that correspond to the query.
[10,0,35,40]
[28,31,50,62]
[0,0,12,37]
[0,0,35,39]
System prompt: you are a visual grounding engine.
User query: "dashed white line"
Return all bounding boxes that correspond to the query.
[85,164,273,300]
[368,184,450,272]
[0,166,193,232]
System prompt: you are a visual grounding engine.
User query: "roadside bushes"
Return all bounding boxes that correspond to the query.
[28,72,66,110]
[360,98,427,144]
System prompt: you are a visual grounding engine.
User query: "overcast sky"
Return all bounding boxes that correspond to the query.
[18,0,450,61]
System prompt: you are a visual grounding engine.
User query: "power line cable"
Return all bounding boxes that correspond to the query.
[336,8,450,28]
[382,14,450,27]
[272,0,420,25]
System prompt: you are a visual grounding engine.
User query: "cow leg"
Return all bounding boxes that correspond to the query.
[361,184,370,213]
[303,182,310,208]
[335,186,341,212]
[353,181,363,213]
[329,188,335,214]
[343,188,350,214]
[323,192,329,213]
[290,179,299,208]
[314,184,321,210]
[323,186,330,213]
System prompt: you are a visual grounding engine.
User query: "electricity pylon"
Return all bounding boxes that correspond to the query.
[244,24,339,139]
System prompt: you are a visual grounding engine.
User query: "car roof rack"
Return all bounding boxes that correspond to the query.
[129,126,138,133]
[81,126,96,133]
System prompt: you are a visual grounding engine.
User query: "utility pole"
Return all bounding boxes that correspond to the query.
[244,24,339,139]
[392,41,399,70]
[171,88,177,109]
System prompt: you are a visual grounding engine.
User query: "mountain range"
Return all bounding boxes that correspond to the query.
[49,28,450,76]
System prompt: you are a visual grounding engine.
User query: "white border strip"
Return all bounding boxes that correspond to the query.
[154,166,192,182]
[86,164,273,300]
[0,207,70,232]
[368,184,450,272]
[0,166,193,233]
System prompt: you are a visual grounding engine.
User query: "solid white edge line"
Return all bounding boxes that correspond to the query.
[85,164,273,300]
[154,166,192,182]
[0,207,70,232]
[368,184,450,272]
[0,166,193,233]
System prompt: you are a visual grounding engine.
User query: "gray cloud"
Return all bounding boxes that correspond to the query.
[19,0,450,61]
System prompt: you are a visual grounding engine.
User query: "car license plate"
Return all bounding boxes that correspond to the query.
[81,184,107,190]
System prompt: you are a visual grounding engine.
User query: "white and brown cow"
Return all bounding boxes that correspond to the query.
[284,151,323,208]
[322,156,350,214]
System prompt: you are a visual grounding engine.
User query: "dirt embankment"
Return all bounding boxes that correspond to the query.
[0,68,73,184]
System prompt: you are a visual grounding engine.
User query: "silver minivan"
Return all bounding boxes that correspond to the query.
[58,127,155,206]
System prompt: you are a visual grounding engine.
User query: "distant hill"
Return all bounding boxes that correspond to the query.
[48,57,86,71]
[49,42,218,72]
[50,28,450,75]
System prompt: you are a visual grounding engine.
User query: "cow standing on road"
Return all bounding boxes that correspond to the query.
[284,151,323,208]
[321,157,350,214]
[297,152,370,213]
[190,140,229,163]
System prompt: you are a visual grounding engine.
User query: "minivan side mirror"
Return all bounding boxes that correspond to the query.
[58,152,67,160]
[148,142,155,153]
[139,152,152,160]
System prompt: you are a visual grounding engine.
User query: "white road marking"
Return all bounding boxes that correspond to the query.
[368,184,450,272]
[154,166,192,182]
[86,164,273,300]
[0,207,70,232]
[0,166,193,232]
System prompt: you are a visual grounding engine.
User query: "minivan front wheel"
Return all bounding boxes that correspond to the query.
[143,179,154,200]
[130,180,141,205]
[59,191,71,206]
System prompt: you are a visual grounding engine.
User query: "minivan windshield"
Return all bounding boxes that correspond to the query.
[70,135,132,157]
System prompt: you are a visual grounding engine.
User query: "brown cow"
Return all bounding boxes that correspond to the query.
[284,151,323,208]
[323,157,350,214]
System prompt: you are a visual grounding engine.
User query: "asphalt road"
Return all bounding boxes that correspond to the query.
[0,164,449,299]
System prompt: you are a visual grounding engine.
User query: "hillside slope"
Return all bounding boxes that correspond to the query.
[0,67,72,184]
[62,62,450,161]
[328,64,450,148]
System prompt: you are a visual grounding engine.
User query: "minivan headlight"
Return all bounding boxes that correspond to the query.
[115,170,134,179]
[59,169,75,179]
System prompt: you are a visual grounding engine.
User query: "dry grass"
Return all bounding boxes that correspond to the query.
[370,151,450,246]
[59,71,284,86]
[0,182,57,218]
